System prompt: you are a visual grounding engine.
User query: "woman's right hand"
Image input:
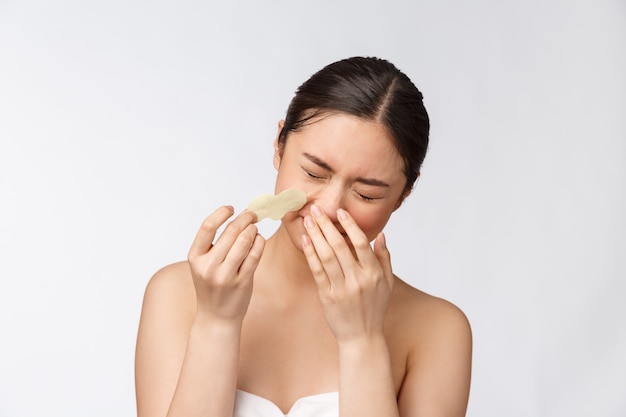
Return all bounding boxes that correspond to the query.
[187,206,265,324]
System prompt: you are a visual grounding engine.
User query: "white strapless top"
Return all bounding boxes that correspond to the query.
[233,390,339,417]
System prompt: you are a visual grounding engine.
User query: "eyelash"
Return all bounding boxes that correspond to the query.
[357,193,376,202]
[306,171,326,180]
[305,169,378,202]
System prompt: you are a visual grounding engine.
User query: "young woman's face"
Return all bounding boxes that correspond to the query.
[273,112,407,251]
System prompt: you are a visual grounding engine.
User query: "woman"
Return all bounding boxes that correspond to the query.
[135,56,472,417]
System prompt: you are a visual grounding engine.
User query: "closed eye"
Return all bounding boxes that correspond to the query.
[304,169,326,180]
[355,191,380,202]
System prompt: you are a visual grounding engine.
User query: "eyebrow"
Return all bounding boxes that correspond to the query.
[303,152,391,188]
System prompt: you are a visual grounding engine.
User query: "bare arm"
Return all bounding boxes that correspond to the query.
[135,207,265,417]
[337,335,399,417]
[335,295,472,417]
[134,266,243,417]
[397,301,472,417]
[302,205,472,417]
[135,262,195,417]
[302,206,399,417]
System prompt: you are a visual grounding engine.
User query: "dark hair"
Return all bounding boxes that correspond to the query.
[278,56,430,195]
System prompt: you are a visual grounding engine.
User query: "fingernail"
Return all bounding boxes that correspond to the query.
[304,216,315,229]
[380,233,386,249]
[311,204,322,218]
[248,210,259,222]
[337,208,348,220]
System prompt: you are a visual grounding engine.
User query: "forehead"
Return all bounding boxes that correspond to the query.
[284,113,405,180]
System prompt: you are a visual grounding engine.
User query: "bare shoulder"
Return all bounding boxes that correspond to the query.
[135,262,197,416]
[142,261,196,310]
[388,277,472,417]
[388,276,471,345]
[137,261,198,348]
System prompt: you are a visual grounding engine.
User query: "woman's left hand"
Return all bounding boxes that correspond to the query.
[301,204,394,344]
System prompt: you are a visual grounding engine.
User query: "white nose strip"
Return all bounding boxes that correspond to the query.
[247,189,307,221]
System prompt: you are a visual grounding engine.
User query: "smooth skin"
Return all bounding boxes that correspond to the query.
[135,113,472,417]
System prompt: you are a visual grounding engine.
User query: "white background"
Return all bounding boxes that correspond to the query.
[1,1,625,416]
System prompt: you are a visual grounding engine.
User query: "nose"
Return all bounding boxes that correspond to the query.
[309,183,345,223]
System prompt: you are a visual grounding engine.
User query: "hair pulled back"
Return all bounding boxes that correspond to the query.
[278,56,430,195]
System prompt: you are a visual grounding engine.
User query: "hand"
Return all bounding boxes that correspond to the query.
[301,205,394,344]
[187,206,265,324]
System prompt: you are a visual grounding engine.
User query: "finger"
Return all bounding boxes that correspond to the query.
[238,234,266,278]
[188,206,234,259]
[210,210,258,263]
[336,208,375,264]
[374,232,394,288]
[309,204,356,264]
[303,213,347,285]
[301,233,331,292]
[222,224,260,274]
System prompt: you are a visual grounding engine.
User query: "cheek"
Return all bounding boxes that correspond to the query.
[348,206,394,241]
[279,209,307,252]
[273,163,301,194]
[274,167,317,200]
